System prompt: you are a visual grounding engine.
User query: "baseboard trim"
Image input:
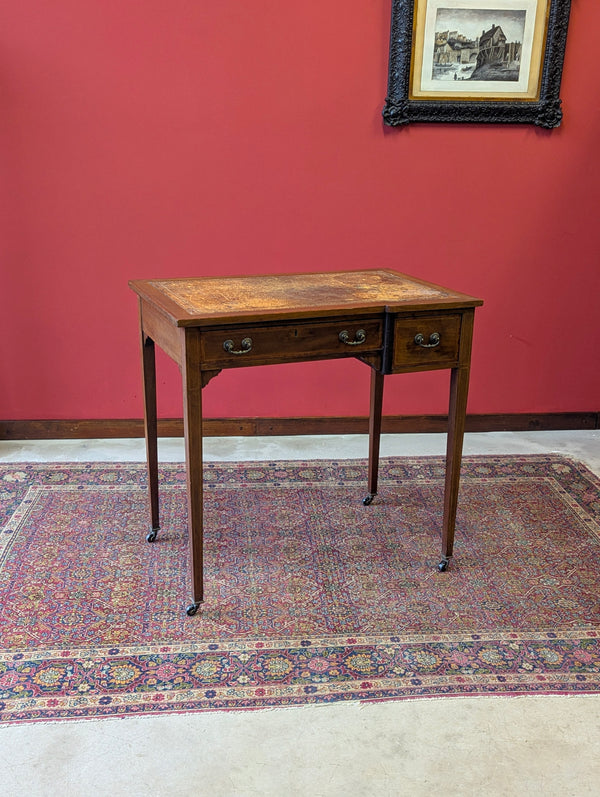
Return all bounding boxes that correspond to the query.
[1,413,598,440]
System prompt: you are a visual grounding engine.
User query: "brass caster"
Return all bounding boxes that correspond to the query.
[146,528,159,543]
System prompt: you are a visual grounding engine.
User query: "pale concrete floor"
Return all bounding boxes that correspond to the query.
[1,431,599,797]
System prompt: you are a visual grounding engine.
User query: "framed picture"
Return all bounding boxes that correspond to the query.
[383,0,571,127]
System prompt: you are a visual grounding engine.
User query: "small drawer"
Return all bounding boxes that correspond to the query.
[392,314,461,371]
[201,318,383,368]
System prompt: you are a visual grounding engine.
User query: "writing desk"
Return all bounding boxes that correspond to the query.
[129,270,482,616]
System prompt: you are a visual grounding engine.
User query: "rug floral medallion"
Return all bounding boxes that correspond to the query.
[1,455,599,724]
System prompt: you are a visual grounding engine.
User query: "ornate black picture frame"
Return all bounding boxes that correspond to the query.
[383,0,571,128]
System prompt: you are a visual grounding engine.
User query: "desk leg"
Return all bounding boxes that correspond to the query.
[439,364,471,571]
[181,330,204,616]
[141,334,160,542]
[364,369,384,506]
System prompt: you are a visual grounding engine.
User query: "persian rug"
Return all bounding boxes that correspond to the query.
[1,454,599,724]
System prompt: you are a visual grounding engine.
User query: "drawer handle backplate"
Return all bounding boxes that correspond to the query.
[223,337,253,355]
[339,329,366,346]
[414,332,441,349]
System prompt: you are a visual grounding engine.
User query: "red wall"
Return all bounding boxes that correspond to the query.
[1,2,599,422]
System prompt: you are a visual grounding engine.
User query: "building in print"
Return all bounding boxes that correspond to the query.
[476,25,521,70]
[434,30,478,66]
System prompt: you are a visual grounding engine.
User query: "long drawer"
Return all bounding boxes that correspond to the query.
[200,317,384,368]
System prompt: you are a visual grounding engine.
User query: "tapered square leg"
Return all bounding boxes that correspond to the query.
[141,332,159,540]
[181,329,205,615]
[364,368,384,506]
[440,364,471,570]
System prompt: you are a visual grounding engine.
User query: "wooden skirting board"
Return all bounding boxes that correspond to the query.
[1,413,598,440]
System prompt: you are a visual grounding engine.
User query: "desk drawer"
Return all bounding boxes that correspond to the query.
[392,314,461,370]
[201,318,383,368]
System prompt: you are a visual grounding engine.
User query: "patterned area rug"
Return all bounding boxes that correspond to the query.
[1,455,599,724]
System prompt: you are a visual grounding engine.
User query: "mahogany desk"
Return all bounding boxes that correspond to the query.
[129,270,482,616]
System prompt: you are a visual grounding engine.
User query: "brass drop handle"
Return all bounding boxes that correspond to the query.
[339,329,367,346]
[414,332,440,348]
[223,337,253,355]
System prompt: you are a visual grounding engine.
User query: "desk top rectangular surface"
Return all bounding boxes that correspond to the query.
[130,269,482,326]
